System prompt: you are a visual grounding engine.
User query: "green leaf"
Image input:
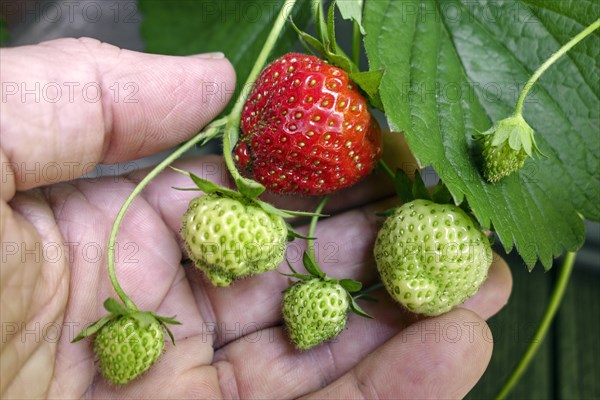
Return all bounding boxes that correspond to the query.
[364,0,596,269]
[190,172,237,196]
[255,199,295,218]
[348,69,384,109]
[131,312,156,330]
[153,314,182,326]
[278,271,313,280]
[103,298,132,316]
[339,278,363,292]
[290,18,326,55]
[412,170,431,201]
[350,297,374,319]
[285,257,299,274]
[336,0,365,35]
[313,0,329,45]
[394,169,414,203]
[139,0,311,113]
[353,293,378,302]
[431,180,453,204]
[0,16,9,46]
[302,252,326,279]
[71,315,115,342]
[236,176,266,199]
[286,226,317,241]
[327,1,339,54]
[375,207,397,217]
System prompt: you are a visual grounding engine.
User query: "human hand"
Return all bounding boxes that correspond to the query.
[0,38,512,399]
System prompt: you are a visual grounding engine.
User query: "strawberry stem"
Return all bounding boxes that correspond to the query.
[307,195,330,260]
[106,118,228,310]
[222,0,299,196]
[352,20,361,67]
[496,251,577,399]
[378,159,395,181]
[514,19,599,116]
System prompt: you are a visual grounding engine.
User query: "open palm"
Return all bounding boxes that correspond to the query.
[0,39,512,399]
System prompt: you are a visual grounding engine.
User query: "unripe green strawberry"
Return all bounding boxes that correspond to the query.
[282,278,350,350]
[182,194,288,286]
[480,114,542,183]
[94,315,164,385]
[374,200,492,316]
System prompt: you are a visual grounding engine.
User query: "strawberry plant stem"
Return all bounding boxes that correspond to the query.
[496,251,577,400]
[106,118,228,310]
[222,0,298,193]
[514,19,599,116]
[307,195,329,260]
[378,159,395,180]
[352,20,361,66]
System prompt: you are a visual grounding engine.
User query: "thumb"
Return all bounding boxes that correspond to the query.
[0,37,236,198]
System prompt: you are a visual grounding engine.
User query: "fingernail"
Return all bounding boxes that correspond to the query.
[192,52,225,60]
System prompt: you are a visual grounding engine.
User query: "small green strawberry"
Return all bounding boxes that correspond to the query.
[73,298,180,385]
[182,194,288,286]
[374,199,492,316]
[479,114,542,183]
[283,278,350,350]
[175,170,319,286]
[94,315,164,385]
[281,251,371,350]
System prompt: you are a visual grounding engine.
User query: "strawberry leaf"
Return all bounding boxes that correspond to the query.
[431,181,453,205]
[0,17,9,46]
[287,226,317,241]
[278,271,314,280]
[335,0,365,35]
[412,170,431,201]
[131,312,156,330]
[349,297,374,319]
[153,315,182,326]
[71,315,115,342]
[313,0,329,46]
[394,169,414,203]
[103,298,132,316]
[162,324,177,346]
[339,279,363,293]
[290,18,326,55]
[353,293,378,302]
[302,252,326,279]
[364,0,596,269]
[348,70,384,109]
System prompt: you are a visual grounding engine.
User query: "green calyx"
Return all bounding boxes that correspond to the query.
[73,298,179,385]
[171,167,325,220]
[290,0,384,110]
[479,114,543,183]
[72,298,181,345]
[282,248,372,319]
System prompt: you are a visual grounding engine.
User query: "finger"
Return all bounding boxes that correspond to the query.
[90,338,222,400]
[212,301,494,399]
[302,309,493,399]
[213,293,413,400]
[0,37,235,196]
[87,271,221,400]
[460,252,512,319]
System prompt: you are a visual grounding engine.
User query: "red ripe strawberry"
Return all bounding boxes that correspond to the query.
[237,53,382,195]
